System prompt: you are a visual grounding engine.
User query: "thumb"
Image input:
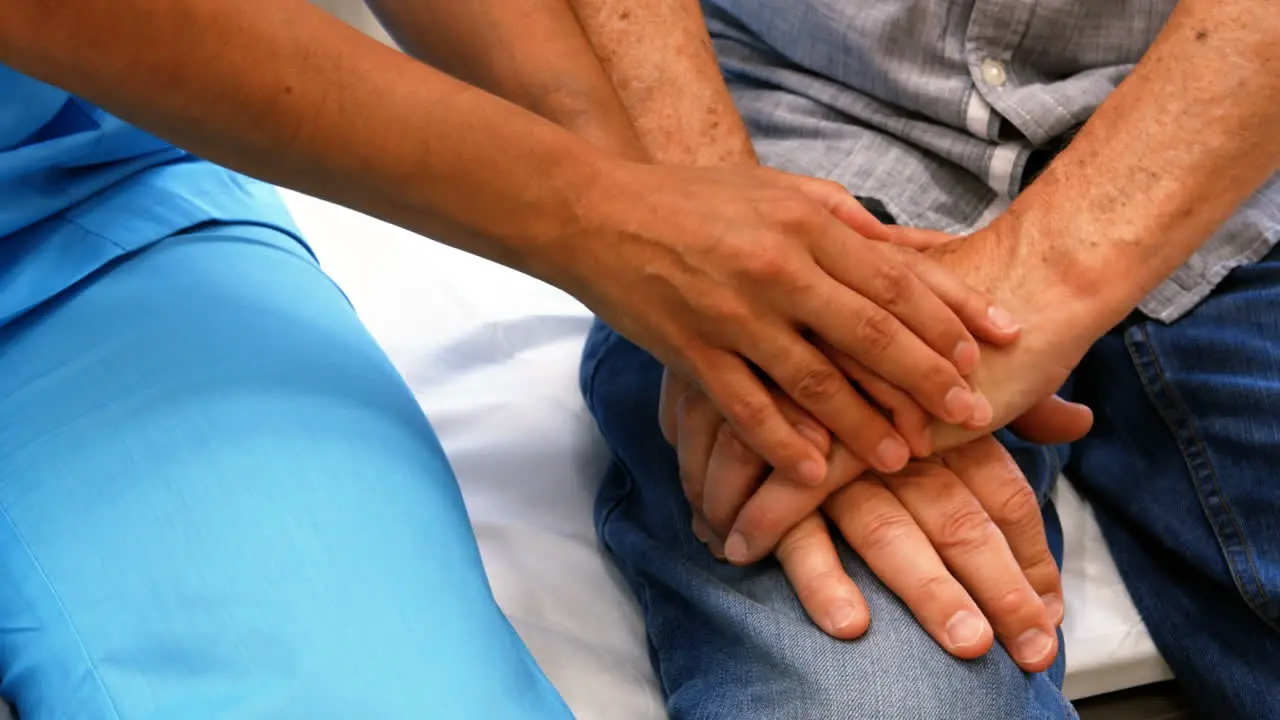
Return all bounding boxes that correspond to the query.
[1009,395,1094,444]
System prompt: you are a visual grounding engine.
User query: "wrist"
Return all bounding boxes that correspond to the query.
[982,199,1130,345]
[517,149,638,294]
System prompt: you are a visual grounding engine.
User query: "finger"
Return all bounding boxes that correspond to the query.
[884,460,1058,671]
[702,422,768,540]
[810,235,986,380]
[775,513,870,639]
[694,350,828,485]
[725,441,868,565]
[705,389,831,540]
[800,256,988,426]
[824,477,994,659]
[691,511,712,544]
[877,225,958,251]
[772,391,833,458]
[817,339,931,457]
[693,509,728,561]
[943,438,1065,627]
[749,332,911,475]
[885,245,1021,347]
[784,174,890,242]
[1009,395,1094,445]
[675,384,726,517]
[659,368,695,446]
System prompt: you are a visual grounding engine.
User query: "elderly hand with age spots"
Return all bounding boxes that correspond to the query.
[660,223,1097,672]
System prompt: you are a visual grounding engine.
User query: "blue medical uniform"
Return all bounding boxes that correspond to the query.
[0,66,570,718]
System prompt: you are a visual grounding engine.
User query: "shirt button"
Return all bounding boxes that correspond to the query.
[980,58,1008,87]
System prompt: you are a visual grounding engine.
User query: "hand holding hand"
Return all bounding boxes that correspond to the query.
[567,162,1018,485]
[695,226,1095,564]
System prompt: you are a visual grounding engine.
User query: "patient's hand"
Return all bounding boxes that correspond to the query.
[662,372,1066,673]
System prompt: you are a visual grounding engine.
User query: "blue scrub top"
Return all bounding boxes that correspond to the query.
[0,64,302,325]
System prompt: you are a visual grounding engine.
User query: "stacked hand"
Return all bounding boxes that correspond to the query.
[562,161,1021,486]
[656,222,1097,672]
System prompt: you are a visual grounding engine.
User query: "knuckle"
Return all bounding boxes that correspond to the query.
[1022,548,1060,580]
[990,483,1042,528]
[792,364,846,404]
[985,585,1036,620]
[935,505,999,556]
[796,566,851,600]
[868,260,913,309]
[908,572,957,606]
[852,309,898,356]
[859,510,919,554]
[769,195,821,230]
[700,292,754,328]
[725,393,772,432]
[775,524,826,560]
[740,247,792,282]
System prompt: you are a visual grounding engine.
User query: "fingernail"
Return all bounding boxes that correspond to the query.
[796,424,827,450]
[969,393,993,427]
[724,532,750,564]
[944,387,975,424]
[987,305,1019,333]
[945,610,987,648]
[797,458,826,485]
[876,436,910,471]
[952,340,979,374]
[1042,593,1064,625]
[1015,628,1055,665]
[825,602,859,633]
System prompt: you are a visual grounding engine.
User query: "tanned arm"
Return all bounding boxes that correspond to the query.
[932,0,1280,445]
[363,0,645,160]
[568,0,757,168]
[0,0,602,276]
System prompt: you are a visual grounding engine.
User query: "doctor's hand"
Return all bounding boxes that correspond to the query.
[559,162,1019,487]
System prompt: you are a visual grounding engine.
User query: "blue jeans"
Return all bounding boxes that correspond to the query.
[0,223,571,718]
[580,247,1280,719]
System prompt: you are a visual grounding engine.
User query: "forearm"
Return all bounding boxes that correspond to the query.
[364,0,644,160]
[569,0,756,167]
[998,0,1280,340]
[1,0,604,281]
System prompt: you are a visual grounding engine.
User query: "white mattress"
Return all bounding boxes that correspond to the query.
[0,192,1171,720]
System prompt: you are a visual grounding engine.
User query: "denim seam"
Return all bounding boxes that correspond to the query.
[1124,324,1278,629]
[594,459,676,703]
[0,502,125,719]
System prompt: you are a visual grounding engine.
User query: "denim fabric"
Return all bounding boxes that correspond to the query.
[1062,246,1280,718]
[581,248,1280,719]
[582,322,1074,719]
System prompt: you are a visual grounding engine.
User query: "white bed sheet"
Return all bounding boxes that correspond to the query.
[280,190,1174,715]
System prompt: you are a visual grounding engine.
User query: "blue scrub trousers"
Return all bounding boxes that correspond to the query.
[0,224,572,718]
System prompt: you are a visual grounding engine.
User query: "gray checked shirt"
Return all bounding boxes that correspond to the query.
[703,0,1280,322]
